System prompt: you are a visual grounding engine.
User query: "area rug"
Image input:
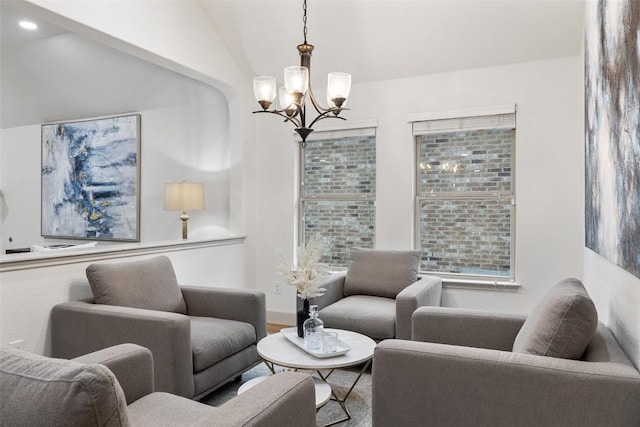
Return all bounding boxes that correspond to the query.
[202,362,372,427]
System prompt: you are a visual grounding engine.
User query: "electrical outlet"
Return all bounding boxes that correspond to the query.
[9,339,24,349]
[274,282,282,294]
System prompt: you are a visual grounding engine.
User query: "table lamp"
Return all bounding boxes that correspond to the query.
[164,181,205,239]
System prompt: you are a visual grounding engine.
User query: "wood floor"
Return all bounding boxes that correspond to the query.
[267,323,291,335]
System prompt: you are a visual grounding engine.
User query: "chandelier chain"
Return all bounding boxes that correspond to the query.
[303,0,308,44]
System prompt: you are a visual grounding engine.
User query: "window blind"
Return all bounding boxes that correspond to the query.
[409,104,516,135]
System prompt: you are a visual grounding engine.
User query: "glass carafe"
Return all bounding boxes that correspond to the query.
[303,305,324,351]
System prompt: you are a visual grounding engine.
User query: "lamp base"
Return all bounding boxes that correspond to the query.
[180,212,190,240]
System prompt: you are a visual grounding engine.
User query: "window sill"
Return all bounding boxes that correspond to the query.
[441,277,521,291]
[328,268,521,291]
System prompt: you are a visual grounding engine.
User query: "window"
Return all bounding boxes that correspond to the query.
[299,126,376,267]
[412,106,516,280]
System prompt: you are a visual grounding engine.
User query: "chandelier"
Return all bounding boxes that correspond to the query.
[252,0,351,146]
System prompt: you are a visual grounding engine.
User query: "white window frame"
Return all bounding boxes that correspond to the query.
[410,105,517,284]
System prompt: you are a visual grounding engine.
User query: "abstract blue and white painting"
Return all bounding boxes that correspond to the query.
[41,114,141,241]
[585,0,640,278]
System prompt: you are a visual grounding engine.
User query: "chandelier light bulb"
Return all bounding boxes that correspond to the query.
[284,66,309,97]
[279,87,297,117]
[253,76,277,110]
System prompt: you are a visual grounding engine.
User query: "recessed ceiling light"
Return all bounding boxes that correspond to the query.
[19,21,38,30]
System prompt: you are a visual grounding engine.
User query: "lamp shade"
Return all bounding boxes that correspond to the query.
[164,182,205,211]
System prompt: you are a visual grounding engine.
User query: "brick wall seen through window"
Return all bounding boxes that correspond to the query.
[416,125,514,278]
[301,133,376,267]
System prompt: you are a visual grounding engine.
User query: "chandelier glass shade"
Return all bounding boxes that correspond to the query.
[252,0,351,145]
[253,76,276,110]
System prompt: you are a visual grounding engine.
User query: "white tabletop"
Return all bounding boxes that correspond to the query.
[257,328,376,370]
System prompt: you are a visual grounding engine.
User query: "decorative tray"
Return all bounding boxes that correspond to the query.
[280,327,351,358]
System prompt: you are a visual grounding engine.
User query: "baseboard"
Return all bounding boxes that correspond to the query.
[267,309,295,326]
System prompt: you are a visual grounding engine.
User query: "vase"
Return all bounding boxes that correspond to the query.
[296,298,310,338]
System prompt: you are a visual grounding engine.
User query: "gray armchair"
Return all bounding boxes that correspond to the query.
[51,256,267,400]
[311,248,442,340]
[372,279,640,427]
[0,344,316,427]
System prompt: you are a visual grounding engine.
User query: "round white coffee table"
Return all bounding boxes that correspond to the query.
[257,328,376,426]
[238,376,331,408]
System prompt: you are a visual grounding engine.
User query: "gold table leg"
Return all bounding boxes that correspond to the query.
[260,359,371,426]
[316,360,371,427]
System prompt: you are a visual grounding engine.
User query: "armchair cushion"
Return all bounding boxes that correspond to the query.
[0,346,130,427]
[513,278,598,359]
[190,316,257,373]
[86,256,186,314]
[127,392,214,426]
[320,295,396,340]
[344,248,420,298]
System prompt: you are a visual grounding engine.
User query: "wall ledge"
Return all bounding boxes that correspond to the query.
[0,236,246,272]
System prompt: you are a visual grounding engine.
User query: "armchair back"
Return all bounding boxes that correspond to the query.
[0,346,130,427]
[343,248,420,298]
[86,255,186,313]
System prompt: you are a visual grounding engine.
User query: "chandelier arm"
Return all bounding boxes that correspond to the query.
[298,103,307,128]
[297,40,332,115]
[307,110,347,129]
[305,83,332,115]
[252,110,302,128]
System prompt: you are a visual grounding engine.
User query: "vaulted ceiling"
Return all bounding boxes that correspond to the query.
[200,0,585,85]
[1,0,585,129]
[0,2,225,129]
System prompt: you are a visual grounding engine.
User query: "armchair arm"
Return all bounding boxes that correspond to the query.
[51,300,194,398]
[196,372,316,427]
[310,271,346,310]
[73,343,153,404]
[395,275,442,340]
[180,286,267,342]
[373,339,640,427]
[411,306,526,350]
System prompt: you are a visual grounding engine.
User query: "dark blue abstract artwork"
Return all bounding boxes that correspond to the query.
[41,114,140,241]
[585,0,640,278]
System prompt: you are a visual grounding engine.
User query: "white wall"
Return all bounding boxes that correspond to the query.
[584,249,640,369]
[0,242,248,355]
[19,0,255,236]
[0,100,231,252]
[0,0,257,356]
[257,56,585,323]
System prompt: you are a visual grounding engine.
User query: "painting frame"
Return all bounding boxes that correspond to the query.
[41,113,141,242]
